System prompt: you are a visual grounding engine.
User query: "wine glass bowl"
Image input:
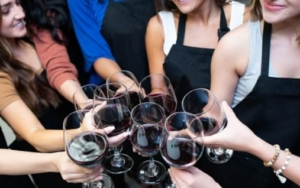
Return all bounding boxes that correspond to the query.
[73,84,97,110]
[140,74,177,116]
[182,88,233,164]
[130,102,166,185]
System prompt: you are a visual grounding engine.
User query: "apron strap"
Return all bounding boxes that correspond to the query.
[176,13,187,45]
[261,22,272,76]
[217,6,230,40]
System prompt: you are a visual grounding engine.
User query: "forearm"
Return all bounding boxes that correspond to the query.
[0,150,58,175]
[59,80,82,103]
[250,137,300,185]
[93,58,122,81]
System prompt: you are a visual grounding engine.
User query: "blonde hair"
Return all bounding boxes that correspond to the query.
[249,0,262,21]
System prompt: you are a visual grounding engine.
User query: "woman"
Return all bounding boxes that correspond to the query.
[146,0,248,108]
[0,1,127,187]
[67,0,156,84]
[169,102,300,187]
[209,0,300,187]
[21,0,87,103]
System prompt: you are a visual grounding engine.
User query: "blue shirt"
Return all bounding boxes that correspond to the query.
[67,0,116,85]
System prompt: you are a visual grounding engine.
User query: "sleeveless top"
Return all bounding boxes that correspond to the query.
[159,1,246,55]
[232,20,278,107]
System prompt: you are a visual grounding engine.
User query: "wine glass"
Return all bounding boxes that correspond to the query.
[159,112,204,188]
[182,88,234,164]
[73,84,98,110]
[130,102,166,184]
[107,70,142,108]
[63,110,114,188]
[140,74,177,116]
[93,83,134,174]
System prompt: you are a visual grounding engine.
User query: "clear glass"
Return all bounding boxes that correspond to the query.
[130,102,166,184]
[93,83,134,174]
[107,70,142,109]
[139,74,177,117]
[63,110,113,188]
[182,88,234,164]
[159,112,204,188]
[73,84,98,110]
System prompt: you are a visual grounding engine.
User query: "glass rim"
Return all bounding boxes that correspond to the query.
[181,88,218,116]
[139,73,173,90]
[163,111,202,139]
[63,109,96,135]
[106,70,138,90]
[94,82,128,100]
[130,102,166,125]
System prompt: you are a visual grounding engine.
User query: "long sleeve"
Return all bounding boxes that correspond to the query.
[31,25,79,90]
[67,0,115,84]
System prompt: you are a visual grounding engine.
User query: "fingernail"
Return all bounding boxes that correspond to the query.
[106,126,115,131]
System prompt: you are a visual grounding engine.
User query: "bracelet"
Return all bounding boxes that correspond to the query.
[263,144,280,167]
[274,148,292,184]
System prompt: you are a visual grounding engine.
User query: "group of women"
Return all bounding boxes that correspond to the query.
[0,0,299,187]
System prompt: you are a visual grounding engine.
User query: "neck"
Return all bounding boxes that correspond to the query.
[6,38,24,57]
[271,17,300,44]
[187,1,220,25]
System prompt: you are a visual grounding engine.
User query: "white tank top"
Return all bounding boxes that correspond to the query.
[158,1,246,55]
[231,20,278,107]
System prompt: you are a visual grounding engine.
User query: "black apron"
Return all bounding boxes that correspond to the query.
[101,0,156,82]
[101,1,158,187]
[201,23,300,188]
[163,7,229,110]
[9,71,79,188]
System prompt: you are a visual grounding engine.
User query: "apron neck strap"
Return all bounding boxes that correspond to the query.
[176,6,230,45]
[261,22,272,76]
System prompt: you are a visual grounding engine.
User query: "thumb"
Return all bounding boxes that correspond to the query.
[221,101,236,119]
[94,126,115,135]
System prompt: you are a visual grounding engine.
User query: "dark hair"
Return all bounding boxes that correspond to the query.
[0,11,60,116]
[155,0,228,13]
[21,0,71,44]
[249,0,262,21]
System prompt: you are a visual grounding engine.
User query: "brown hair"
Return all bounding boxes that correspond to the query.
[249,0,262,21]
[155,0,228,13]
[0,11,60,116]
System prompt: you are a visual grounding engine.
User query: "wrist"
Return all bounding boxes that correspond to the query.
[47,152,60,173]
[248,136,275,162]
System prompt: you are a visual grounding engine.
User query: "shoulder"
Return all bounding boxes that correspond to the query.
[214,22,250,74]
[147,14,164,36]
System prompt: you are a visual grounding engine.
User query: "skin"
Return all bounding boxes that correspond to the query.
[146,0,249,76]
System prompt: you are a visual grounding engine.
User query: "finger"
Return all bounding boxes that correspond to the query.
[94,126,115,136]
[107,132,129,145]
[65,167,103,183]
[221,101,236,118]
[169,168,187,188]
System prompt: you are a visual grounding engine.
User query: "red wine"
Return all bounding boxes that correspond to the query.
[97,104,131,137]
[130,124,163,156]
[67,132,108,168]
[161,137,202,168]
[114,91,142,109]
[142,93,176,116]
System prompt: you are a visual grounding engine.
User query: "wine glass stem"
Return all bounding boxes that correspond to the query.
[146,156,158,177]
[111,146,125,168]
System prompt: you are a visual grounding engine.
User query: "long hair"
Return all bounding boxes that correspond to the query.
[155,0,228,13]
[0,11,60,116]
[249,0,262,21]
[21,0,71,44]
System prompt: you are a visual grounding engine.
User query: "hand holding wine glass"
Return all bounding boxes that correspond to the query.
[73,84,97,110]
[107,70,142,108]
[140,74,177,116]
[168,167,221,188]
[182,88,233,164]
[64,110,114,188]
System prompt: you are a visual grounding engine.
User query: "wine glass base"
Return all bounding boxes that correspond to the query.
[103,154,134,174]
[159,172,176,188]
[206,147,234,164]
[84,174,114,188]
[137,160,166,185]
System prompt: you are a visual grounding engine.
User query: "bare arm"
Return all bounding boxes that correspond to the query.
[210,23,249,104]
[146,15,166,75]
[1,100,77,152]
